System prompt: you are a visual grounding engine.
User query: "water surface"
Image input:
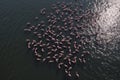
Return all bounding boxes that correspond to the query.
[0,0,120,80]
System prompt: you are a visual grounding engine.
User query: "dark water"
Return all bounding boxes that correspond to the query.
[0,0,120,80]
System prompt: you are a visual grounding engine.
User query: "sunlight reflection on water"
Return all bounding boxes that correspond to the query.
[94,0,120,48]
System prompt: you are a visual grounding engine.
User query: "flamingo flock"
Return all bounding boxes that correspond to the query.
[24,1,100,80]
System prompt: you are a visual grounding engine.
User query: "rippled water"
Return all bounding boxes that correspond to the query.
[0,0,120,80]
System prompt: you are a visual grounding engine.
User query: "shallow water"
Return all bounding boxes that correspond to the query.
[0,0,120,80]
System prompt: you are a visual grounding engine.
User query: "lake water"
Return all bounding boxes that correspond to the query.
[0,0,120,80]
